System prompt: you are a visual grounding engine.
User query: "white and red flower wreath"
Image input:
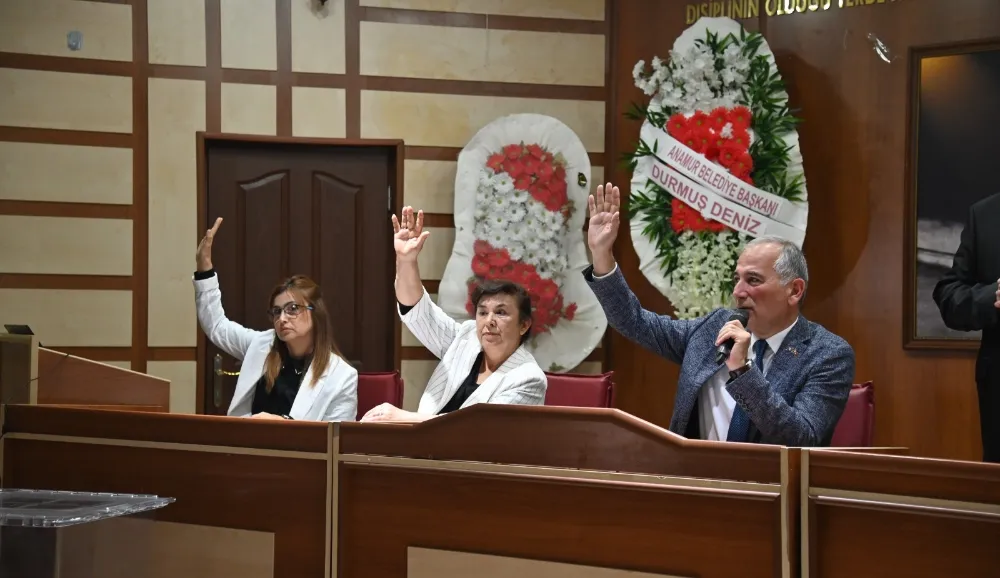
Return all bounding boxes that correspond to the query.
[438,113,607,372]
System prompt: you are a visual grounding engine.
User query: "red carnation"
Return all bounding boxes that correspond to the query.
[727,106,752,130]
[667,113,688,138]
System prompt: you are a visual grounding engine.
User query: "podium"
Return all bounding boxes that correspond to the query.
[3,403,998,578]
[801,448,1000,577]
[0,489,174,578]
[0,333,170,412]
[335,404,798,578]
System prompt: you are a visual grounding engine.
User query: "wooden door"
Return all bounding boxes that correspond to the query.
[199,137,399,415]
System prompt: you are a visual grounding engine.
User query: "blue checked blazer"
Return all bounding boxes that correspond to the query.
[585,265,855,446]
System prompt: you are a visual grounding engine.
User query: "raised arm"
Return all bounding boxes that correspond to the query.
[193,218,263,360]
[393,206,461,358]
[584,183,697,363]
[932,205,1000,332]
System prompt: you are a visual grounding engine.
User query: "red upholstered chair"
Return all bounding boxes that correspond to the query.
[543,371,616,408]
[356,371,404,420]
[830,381,874,447]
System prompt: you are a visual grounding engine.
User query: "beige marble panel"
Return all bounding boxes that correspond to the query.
[220,0,277,70]
[402,160,456,214]
[416,226,454,279]
[361,91,604,152]
[221,83,276,135]
[292,87,346,138]
[148,0,206,66]
[359,0,605,20]
[0,68,132,133]
[408,547,686,578]
[147,78,205,348]
[0,289,131,347]
[147,360,197,414]
[400,359,436,411]
[56,519,273,578]
[146,521,274,577]
[0,142,132,205]
[361,22,604,86]
[401,293,438,347]
[291,0,346,74]
[0,216,131,275]
[0,0,132,61]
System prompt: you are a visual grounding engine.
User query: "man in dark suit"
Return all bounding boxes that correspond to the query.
[933,193,1000,463]
[583,183,855,446]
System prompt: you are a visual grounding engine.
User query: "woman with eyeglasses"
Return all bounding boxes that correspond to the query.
[192,217,358,421]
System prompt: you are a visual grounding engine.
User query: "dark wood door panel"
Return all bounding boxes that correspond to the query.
[202,140,396,414]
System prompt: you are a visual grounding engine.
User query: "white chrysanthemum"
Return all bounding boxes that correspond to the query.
[493,173,515,194]
[491,194,508,211]
[509,188,529,204]
[664,230,746,319]
[507,205,527,223]
[507,242,525,262]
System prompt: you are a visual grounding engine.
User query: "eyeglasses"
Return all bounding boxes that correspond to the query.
[268,302,313,321]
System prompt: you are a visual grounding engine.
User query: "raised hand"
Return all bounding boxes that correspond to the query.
[196,217,222,272]
[392,206,430,263]
[587,183,621,263]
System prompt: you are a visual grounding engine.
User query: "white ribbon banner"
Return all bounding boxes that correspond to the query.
[640,123,807,231]
[636,155,806,247]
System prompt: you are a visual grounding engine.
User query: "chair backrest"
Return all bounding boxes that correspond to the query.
[543,371,615,408]
[356,371,404,420]
[830,381,874,447]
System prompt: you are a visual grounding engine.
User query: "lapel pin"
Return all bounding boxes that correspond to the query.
[787,346,799,357]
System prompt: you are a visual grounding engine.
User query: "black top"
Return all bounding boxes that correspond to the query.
[398,301,484,415]
[251,354,308,416]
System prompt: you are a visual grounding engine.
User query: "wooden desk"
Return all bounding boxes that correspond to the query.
[1,404,333,578]
[801,449,1000,578]
[334,404,800,578]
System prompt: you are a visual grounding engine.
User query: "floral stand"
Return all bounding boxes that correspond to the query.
[438,113,607,372]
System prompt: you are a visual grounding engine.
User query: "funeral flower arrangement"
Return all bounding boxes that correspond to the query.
[628,17,809,318]
[439,114,607,372]
[468,143,578,335]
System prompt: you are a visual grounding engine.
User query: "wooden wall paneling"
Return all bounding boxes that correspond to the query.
[607,0,1000,460]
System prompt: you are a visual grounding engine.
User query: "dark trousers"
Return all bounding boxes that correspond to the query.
[978,377,1000,463]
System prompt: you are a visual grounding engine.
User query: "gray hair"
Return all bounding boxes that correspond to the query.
[745,235,809,287]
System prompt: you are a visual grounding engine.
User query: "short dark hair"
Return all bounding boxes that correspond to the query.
[471,280,533,344]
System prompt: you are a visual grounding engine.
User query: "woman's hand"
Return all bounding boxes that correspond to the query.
[249,412,285,420]
[392,206,430,263]
[196,217,223,272]
[361,403,418,422]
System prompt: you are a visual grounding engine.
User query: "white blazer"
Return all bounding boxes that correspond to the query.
[401,289,547,415]
[194,274,358,421]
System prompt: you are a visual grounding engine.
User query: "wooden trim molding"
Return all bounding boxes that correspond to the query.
[358,7,606,35]
[0,127,132,148]
[130,0,150,373]
[0,274,132,291]
[0,200,132,220]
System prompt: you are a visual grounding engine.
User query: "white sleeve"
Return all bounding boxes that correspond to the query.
[399,289,463,360]
[323,362,359,422]
[194,273,264,361]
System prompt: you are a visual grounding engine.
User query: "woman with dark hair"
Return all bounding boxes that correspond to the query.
[361,207,547,423]
[194,218,358,421]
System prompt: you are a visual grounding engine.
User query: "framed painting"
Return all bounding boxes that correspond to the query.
[904,39,1000,350]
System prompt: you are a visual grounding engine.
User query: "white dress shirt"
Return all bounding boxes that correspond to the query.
[699,319,798,441]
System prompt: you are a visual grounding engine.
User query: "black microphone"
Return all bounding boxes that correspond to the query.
[715,309,750,364]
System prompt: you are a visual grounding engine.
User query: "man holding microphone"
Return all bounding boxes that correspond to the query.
[583,182,855,446]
